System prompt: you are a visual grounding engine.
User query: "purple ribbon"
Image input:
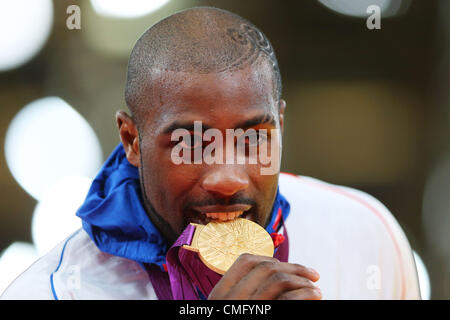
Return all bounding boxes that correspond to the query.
[146,222,289,300]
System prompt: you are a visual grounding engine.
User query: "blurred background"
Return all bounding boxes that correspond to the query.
[0,0,448,299]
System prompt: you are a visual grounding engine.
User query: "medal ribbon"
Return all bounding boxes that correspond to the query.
[146,219,289,300]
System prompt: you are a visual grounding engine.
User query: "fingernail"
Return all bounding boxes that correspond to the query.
[310,268,320,277]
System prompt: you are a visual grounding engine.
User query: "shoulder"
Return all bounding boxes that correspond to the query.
[0,232,72,300]
[280,172,406,242]
[1,229,157,300]
[279,172,420,299]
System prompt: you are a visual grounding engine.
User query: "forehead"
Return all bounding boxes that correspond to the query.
[141,61,277,131]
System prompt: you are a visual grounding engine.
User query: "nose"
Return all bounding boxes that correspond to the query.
[201,166,249,197]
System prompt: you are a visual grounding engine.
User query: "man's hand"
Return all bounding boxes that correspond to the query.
[208,253,321,300]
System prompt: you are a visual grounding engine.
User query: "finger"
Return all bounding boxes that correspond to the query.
[277,287,322,300]
[209,254,279,299]
[251,272,319,300]
[226,260,318,299]
[283,262,320,282]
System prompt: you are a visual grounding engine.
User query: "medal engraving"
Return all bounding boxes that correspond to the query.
[184,218,274,275]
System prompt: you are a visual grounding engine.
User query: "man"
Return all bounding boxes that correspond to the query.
[1,7,420,300]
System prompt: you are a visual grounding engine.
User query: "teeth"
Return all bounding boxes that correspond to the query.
[205,211,244,221]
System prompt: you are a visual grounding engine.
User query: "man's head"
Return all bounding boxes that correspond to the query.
[117,7,287,244]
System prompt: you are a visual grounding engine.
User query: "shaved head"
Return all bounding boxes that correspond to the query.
[125,6,282,127]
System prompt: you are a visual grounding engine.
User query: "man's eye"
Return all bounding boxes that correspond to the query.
[240,131,268,147]
[179,134,203,150]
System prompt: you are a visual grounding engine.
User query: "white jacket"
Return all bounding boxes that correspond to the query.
[1,173,420,299]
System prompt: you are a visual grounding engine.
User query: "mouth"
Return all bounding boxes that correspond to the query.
[191,204,253,223]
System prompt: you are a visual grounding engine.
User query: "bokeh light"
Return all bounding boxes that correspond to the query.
[32,176,91,257]
[318,0,409,18]
[0,0,53,71]
[4,97,102,200]
[84,0,194,58]
[90,0,171,19]
[0,242,38,294]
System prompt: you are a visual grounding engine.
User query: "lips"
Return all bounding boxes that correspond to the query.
[192,204,252,222]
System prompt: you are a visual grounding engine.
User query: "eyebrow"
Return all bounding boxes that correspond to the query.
[234,113,276,129]
[161,113,276,135]
[161,122,213,134]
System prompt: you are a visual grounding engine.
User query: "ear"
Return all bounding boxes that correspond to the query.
[116,110,140,167]
[278,99,286,134]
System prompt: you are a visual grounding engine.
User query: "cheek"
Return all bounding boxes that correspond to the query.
[139,140,170,205]
[140,141,200,210]
[258,176,278,208]
[249,168,278,217]
[247,163,277,191]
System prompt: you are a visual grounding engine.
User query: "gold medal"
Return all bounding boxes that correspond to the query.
[183,218,274,275]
